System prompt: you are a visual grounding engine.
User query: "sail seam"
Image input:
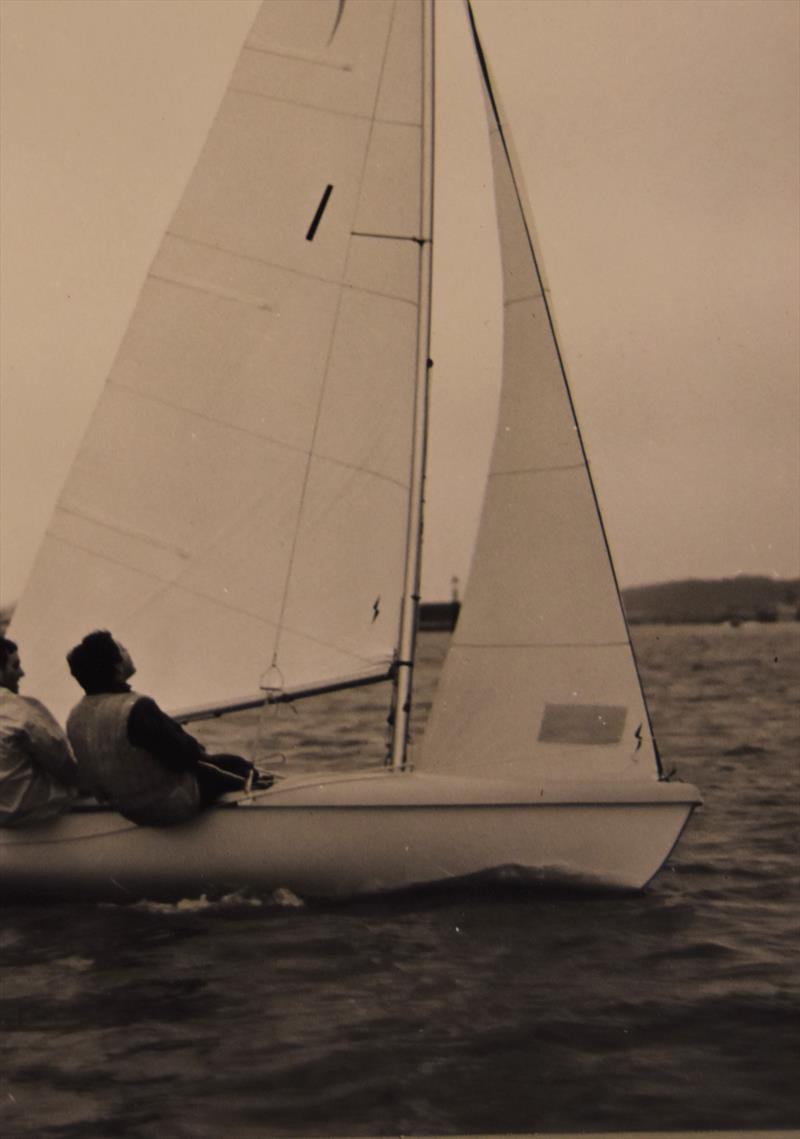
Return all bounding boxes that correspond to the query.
[108,382,310,456]
[341,282,418,307]
[45,531,189,588]
[229,82,423,132]
[491,463,584,477]
[313,454,409,491]
[148,271,274,310]
[106,380,408,491]
[152,261,416,310]
[165,229,419,306]
[351,231,428,243]
[165,228,344,288]
[505,292,545,306]
[241,43,353,72]
[45,530,390,668]
[55,506,192,558]
[453,640,630,650]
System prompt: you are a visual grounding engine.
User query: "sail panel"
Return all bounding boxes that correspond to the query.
[493,296,584,472]
[415,641,653,783]
[375,0,423,125]
[49,506,189,586]
[3,537,289,720]
[11,0,428,723]
[345,235,419,301]
[418,11,659,784]
[171,91,371,281]
[281,456,409,668]
[241,0,393,119]
[354,122,423,238]
[315,288,417,483]
[57,386,303,597]
[13,537,169,721]
[117,242,342,454]
[453,470,631,647]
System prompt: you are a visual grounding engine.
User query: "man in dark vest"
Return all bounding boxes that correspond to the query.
[66,631,269,826]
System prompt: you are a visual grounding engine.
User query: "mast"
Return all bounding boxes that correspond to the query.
[389,0,435,771]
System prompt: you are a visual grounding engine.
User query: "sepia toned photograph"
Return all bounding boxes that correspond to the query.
[1,1,797,1136]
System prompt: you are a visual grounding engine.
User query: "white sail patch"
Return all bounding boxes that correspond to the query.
[538,703,627,746]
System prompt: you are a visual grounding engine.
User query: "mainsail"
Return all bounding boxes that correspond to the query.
[11,0,431,727]
[417,7,661,784]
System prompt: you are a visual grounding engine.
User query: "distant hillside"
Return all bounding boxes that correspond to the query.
[420,577,800,631]
[621,576,800,625]
[3,580,798,639]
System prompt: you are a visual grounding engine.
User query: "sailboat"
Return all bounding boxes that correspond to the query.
[1,0,699,902]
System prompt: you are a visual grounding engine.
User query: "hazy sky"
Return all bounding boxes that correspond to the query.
[1,0,798,608]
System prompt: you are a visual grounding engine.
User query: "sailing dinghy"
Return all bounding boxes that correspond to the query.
[1,0,699,902]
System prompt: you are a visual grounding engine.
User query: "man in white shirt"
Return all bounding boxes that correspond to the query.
[0,636,78,826]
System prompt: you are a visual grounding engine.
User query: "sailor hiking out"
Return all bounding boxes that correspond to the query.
[66,631,269,826]
[0,636,79,826]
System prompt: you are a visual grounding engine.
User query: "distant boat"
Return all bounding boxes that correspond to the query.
[2,0,699,902]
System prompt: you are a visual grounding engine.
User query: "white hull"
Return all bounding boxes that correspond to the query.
[0,772,700,902]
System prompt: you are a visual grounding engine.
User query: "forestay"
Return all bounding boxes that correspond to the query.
[11,0,430,725]
[418,11,660,785]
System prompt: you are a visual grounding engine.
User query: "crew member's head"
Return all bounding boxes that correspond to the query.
[0,636,23,693]
[67,631,135,694]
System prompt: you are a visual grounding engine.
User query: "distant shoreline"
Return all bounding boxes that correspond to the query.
[3,575,798,638]
[420,575,800,632]
[621,575,799,627]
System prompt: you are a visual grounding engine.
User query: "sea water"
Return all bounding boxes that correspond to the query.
[1,625,798,1137]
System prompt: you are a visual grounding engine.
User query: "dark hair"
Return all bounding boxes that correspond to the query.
[66,631,122,693]
[0,637,18,670]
